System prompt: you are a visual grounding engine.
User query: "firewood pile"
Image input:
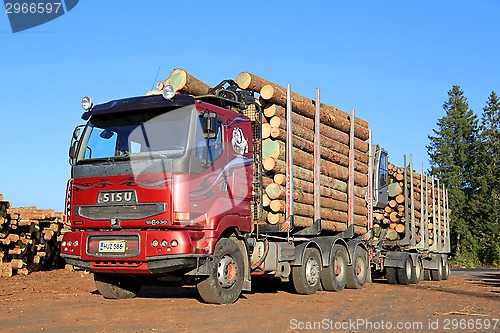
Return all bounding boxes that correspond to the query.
[0,194,69,277]
[148,68,371,234]
[373,164,447,247]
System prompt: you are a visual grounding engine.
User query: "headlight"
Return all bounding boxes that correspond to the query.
[162,85,176,100]
[170,239,178,247]
[81,96,93,110]
[152,239,159,247]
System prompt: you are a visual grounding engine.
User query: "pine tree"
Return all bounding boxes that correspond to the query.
[475,91,500,265]
[427,85,479,261]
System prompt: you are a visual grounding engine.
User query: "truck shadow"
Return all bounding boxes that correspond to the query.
[90,276,294,300]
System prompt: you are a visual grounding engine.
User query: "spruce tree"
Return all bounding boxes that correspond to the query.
[475,91,500,265]
[427,85,479,261]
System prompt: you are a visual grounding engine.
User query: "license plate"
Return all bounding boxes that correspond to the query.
[98,240,126,253]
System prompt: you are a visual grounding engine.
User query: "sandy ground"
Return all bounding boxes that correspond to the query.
[0,269,498,333]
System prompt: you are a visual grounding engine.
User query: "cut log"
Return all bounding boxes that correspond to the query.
[388,183,403,197]
[264,104,369,154]
[262,139,368,186]
[159,68,210,96]
[386,229,398,241]
[270,127,369,173]
[260,84,369,140]
[236,72,274,92]
[395,223,405,234]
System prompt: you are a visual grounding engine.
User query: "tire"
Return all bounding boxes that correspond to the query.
[346,246,368,289]
[292,248,322,295]
[397,255,413,285]
[196,238,244,304]
[430,256,443,281]
[441,255,450,280]
[320,244,348,292]
[386,267,398,284]
[424,269,431,281]
[409,257,423,284]
[94,273,140,299]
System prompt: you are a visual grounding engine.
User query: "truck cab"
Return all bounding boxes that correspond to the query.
[61,88,255,302]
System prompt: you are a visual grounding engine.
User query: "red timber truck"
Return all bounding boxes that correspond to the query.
[61,74,451,304]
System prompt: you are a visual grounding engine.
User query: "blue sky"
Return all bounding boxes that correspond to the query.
[0,1,499,211]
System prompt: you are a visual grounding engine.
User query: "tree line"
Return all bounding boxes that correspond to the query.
[427,86,499,267]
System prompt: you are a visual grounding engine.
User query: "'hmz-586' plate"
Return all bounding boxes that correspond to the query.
[98,240,126,253]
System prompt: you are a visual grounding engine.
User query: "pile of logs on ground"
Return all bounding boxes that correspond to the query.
[373,164,446,247]
[0,194,69,278]
[148,69,371,234]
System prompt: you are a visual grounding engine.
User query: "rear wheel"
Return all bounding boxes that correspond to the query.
[346,246,368,289]
[292,248,322,294]
[320,244,348,292]
[386,267,398,284]
[397,255,413,285]
[430,256,443,281]
[94,273,140,299]
[409,257,423,284]
[196,238,244,304]
[441,256,450,280]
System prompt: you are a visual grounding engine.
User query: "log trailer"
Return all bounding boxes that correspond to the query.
[60,72,451,304]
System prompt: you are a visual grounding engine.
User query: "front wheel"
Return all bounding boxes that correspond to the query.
[346,246,368,289]
[196,238,244,304]
[94,273,140,299]
[292,248,322,294]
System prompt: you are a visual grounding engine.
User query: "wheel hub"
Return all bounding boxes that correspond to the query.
[305,257,320,286]
[217,254,238,288]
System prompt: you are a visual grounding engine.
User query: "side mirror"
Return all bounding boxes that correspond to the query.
[69,125,85,165]
[203,112,218,139]
[69,142,77,159]
[73,128,81,140]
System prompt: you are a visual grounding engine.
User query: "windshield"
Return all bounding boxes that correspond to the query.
[76,105,195,163]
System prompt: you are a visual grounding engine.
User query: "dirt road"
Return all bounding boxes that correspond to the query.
[0,269,498,333]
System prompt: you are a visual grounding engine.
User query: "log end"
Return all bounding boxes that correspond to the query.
[236,72,252,89]
[260,84,275,100]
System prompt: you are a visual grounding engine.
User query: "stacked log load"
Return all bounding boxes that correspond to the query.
[148,69,371,234]
[236,72,370,234]
[374,164,447,247]
[0,194,69,277]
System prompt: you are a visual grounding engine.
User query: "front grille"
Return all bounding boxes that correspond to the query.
[75,203,165,220]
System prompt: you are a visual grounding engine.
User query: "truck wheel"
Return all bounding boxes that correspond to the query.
[292,248,322,294]
[441,256,450,280]
[196,238,244,304]
[430,256,443,281]
[409,257,423,284]
[94,273,140,299]
[320,244,348,292]
[346,246,368,289]
[386,267,398,284]
[397,255,413,285]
